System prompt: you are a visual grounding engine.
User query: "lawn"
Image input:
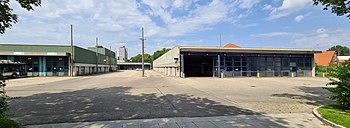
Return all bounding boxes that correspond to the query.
[317,105,350,128]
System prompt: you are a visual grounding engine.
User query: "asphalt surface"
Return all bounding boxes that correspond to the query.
[6,71,332,126]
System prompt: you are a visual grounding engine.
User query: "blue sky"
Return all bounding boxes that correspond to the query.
[1,0,350,57]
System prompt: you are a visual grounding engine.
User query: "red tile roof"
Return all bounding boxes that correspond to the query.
[315,51,335,66]
[224,43,240,48]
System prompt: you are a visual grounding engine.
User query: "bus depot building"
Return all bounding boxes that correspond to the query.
[153,45,319,78]
[118,62,152,70]
[0,44,118,77]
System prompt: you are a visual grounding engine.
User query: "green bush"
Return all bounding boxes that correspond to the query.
[315,65,337,78]
[0,118,21,128]
[0,75,9,118]
[325,61,350,110]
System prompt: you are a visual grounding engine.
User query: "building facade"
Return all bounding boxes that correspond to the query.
[118,46,128,62]
[0,44,118,77]
[118,62,151,70]
[153,46,319,78]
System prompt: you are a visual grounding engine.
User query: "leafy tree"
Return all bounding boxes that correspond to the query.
[151,48,171,61]
[313,0,350,19]
[0,0,41,34]
[0,74,8,118]
[329,45,350,56]
[325,61,350,110]
[130,53,152,63]
[130,48,170,63]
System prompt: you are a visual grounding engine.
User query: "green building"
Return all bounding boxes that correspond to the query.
[0,44,118,76]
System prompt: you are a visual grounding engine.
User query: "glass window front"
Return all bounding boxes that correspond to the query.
[213,54,313,78]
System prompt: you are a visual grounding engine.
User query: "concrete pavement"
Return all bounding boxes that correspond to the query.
[5,70,332,127]
[27,113,327,128]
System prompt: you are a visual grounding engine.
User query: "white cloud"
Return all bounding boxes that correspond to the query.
[251,28,350,50]
[268,0,311,20]
[262,4,274,11]
[294,15,304,22]
[1,0,264,57]
[291,28,350,50]
[141,0,237,37]
[239,0,260,9]
[251,32,298,37]
[294,12,311,23]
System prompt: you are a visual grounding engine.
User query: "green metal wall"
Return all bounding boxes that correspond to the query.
[0,44,117,65]
[0,44,70,52]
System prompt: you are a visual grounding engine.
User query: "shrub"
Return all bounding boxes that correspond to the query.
[0,118,21,128]
[325,61,350,110]
[0,74,9,118]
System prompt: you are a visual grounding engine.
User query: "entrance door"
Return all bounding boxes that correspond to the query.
[290,61,297,77]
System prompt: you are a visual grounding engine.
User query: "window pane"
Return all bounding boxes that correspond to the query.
[266,72,273,77]
[274,72,281,77]
[226,57,232,61]
[297,63,304,67]
[251,67,258,71]
[234,57,240,61]
[250,61,257,66]
[259,61,266,66]
[234,62,241,66]
[275,58,281,61]
[267,61,273,66]
[274,67,281,71]
[251,72,257,76]
[234,67,241,71]
[266,57,273,62]
[242,61,247,66]
[259,67,266,71]
[266,67,273,71]
[242,57,248,61]
[234,72,241,77]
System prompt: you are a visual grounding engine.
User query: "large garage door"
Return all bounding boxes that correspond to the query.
[184,55,214,77]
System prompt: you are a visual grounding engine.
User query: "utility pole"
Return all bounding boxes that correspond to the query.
[337,46,340,66]
[109,46,112,71]
[96,37,99,73]
[140,27,145,77]
[70,24,74,77]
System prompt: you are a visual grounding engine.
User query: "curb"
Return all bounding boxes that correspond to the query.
[312,105,346,128]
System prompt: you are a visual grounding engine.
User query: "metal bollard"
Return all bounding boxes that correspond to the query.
[291,73,294,78]
[322,73,325,78]
[257,72,260,78]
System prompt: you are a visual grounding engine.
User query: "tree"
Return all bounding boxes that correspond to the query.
[130,48,171,63]
[130,53,152,63]
[0,74,8,118]
[325,61,350,110]
[313,0,350,19]
[151,48,171,61]
[329,45,350,56]
[0,0,41,34]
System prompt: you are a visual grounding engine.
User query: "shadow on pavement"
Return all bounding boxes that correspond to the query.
[9,86,288,127]
[271,86,334,106]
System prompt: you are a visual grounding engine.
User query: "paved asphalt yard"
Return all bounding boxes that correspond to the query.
[6,71,332,127]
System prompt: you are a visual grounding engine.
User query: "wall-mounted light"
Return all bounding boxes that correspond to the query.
[28,57,32,60]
